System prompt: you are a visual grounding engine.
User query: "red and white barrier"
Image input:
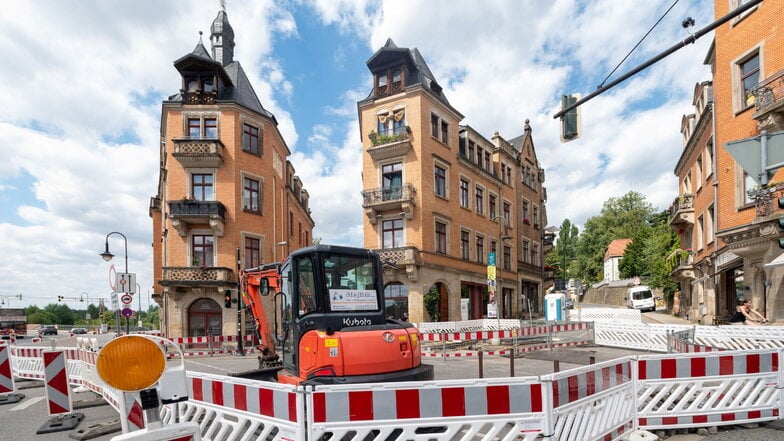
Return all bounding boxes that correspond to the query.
[43,350,72,415]
[0,342,14,394]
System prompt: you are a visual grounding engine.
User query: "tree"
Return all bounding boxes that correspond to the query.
[574,191,655,284]
[547,219,579,280]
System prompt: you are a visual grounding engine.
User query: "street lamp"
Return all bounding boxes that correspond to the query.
[100,231,128,334]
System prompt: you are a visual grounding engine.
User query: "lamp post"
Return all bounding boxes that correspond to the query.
[236,247,245,356]
[489,215,510,330]
[136,283,143,331]
[100,231,128,334]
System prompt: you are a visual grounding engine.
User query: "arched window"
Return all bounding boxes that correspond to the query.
[383,282,408,320]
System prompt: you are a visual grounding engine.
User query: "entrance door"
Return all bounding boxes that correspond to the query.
[188,298,222,348]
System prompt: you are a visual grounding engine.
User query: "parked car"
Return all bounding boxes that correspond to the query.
[71,327,88,335]
[41,325,58,336]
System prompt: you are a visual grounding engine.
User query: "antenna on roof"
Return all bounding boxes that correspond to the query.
[220,0,226,11]
[198,30,203,43]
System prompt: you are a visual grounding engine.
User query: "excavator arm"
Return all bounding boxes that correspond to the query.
[240,268,281,367]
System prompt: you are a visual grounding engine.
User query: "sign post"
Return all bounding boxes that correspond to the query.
[725,130,784,186]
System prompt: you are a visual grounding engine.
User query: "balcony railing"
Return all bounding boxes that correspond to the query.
[367,127,412,161]
[362,184,416,224]
[666,249,695,281]
[160,266,234,287]
[752,70,784,111]
[168,200,226,237]
[172,138,224,168]
[375,246,421,281]
[668,193,694,226]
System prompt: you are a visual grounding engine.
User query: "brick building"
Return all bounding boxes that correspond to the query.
[357,39,550,323]
[670,0,784,323]
[149,8,314,337]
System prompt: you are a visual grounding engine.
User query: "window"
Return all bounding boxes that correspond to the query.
[503,246,511,271]
[289,211,294,237]
[705,142,714,178]
[434,165,447,198]
[532,243,539,266]
[382,219,403,249]
[533,206,539,228]
[245,237,260,268]
[734,51,760,111]
[696,155,703,189]
[477,147,483,167]
[382,162,403,200]
[431,114,439,138]
[203,78,214,92]
[435,221,447,254]
[378,73,388,88]
[468,141,475,161]
[707,204,715,244]
[484,151,491,172]
[475,187,484,215]
[204,118,217,138]
[522,240,530,264]
[186,116,218,139]
[243,177,261,212]
[476,235,484,263]
[503,202,511,226]
[440,120,449,145]
[242,123,260,155]
[489,194,497,218]
[522,200,529,223]
[459,179,469,208]
[697,214,705,251]
[392,69,401,83]
[192,173,214,201]
[383,283,408,320]
[461,230,470,260]
[192,234,214,266]
[377,109,406,136]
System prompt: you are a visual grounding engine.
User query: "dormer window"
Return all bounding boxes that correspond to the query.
[392,69,401,83]
[203,78,214,92]
[186,78,198,91]
[378,73,388,88]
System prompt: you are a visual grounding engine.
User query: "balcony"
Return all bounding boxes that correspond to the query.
[172,138,224,168]
[367,127,412,161]
[362,184,416,224]
[168,200,226,237]
[751,69,784,131]
[668,194,694,227]
[375,246,421,281]
[666,249,695,282]
[160,266,234,288]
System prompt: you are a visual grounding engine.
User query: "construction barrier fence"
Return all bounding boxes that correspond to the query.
[3,322,784,440]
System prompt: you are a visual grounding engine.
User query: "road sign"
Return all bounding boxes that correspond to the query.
[110,292,119,309]
[488,252,496,266]
[120,294,133,305]
[121,308,134,318]
[116,273,136,294]
[725,130,784,185]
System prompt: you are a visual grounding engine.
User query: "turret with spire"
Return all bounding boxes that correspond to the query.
[211,1,235,66]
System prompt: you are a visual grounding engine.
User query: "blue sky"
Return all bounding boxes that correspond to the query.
[0,0,713,308]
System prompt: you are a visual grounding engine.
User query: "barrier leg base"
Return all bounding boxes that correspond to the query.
[36,412,84,434]
[0,392,25,405]
[68,418,122,440]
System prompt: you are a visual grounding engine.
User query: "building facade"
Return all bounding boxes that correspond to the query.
[357,39,549,323]
[149,8,314,337]
[670,0,784,323]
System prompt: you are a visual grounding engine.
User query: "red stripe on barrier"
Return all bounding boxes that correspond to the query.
[691,357,706,377]
[586,370,596,396]
[192,378,203,401]
[287,390,297,422]
[661,358,676,379]
[747,353,760,373]
[693,415,707,424]
[638,360,647,380]
[128,400,145,430]
[774,353,779,372]
[568,375,579,403]
[349,390,373,421]
[531,383,543,412]
[212,380,224,406]
[312,392,326,423]
[721,413,735,422]
[396,389,420,419]
[663,416,677,425]
[259,388,274,417]
[234,384,247,411]
[552,379,561,407]
[749,410,761,419]
[486,385,510,414]
[719,355,733,375]
[442,387,466,417]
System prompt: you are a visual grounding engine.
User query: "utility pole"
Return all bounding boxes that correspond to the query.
[236,247,245,356]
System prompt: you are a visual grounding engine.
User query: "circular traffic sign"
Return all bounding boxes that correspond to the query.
[109,265,116,290]
[121,308,134,318]
[121,294,133,305]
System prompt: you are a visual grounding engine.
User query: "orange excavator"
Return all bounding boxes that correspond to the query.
[236,244,433,385]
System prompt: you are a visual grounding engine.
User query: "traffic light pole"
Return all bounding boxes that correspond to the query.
[553,0,763,120]
[236,247,245,356]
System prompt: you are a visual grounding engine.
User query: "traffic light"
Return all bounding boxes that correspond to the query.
[99,312,104,319]
[224,290,233,308]
[57,295,63,302]
[778,197,784,249]
[560,93,581,142]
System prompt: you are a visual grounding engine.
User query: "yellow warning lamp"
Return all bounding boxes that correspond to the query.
[96,335,166,391]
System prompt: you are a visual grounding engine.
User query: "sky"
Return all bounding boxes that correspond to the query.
[0,0,714,309]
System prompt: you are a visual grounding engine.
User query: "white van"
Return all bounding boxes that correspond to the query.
[626,286,655,312]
